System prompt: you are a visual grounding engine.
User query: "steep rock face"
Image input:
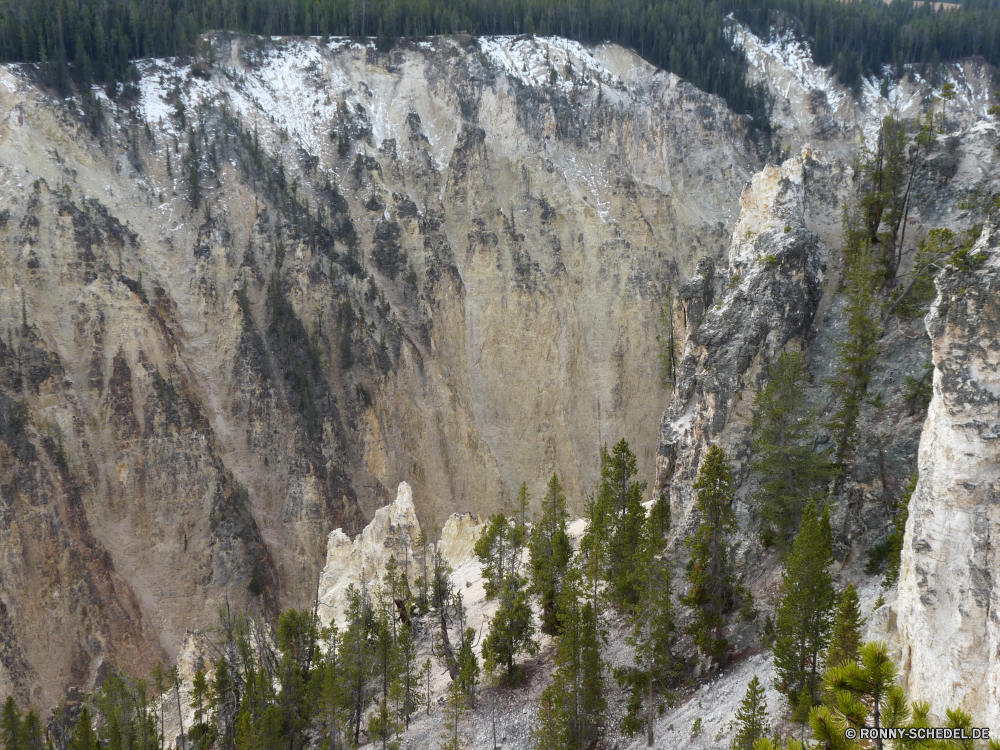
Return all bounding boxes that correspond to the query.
[896,224,1000,725]
[656,154,824,543]
[0,31,760,701]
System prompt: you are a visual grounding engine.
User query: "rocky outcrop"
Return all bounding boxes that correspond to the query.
[317,481,485,626]
[317,481,420,627]
[437,512,485,568]
[896,223,1000,726]
[656,154,824,540]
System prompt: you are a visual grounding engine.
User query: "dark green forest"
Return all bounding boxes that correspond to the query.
[3,0,1000,135]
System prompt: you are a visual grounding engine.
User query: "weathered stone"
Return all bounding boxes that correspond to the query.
[896,223,1000,725]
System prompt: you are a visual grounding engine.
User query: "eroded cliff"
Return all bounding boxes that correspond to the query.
[0,33,755,703]
[895,223,1000,726]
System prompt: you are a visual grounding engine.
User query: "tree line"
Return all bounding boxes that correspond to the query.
[733,0,1000,92]
[8,0,1000,136]
[0,0,772,131]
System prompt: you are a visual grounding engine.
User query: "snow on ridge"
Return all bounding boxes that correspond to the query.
[732,21,997,143]
[732,24,850,115]
[478,35,626,95]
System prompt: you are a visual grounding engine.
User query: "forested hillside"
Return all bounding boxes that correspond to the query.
[5,0,1000,134]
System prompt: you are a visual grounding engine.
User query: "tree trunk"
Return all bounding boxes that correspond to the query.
[439,609,458,680]
[174,684,186,750]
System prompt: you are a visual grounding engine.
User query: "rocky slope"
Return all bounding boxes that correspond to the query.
[0,19,998,720]
[0,32,757,705]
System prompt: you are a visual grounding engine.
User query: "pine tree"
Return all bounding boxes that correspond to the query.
[753,739,805,750]
[186,126,201,209]
[15,711,42,750]
[69,706,99,750]
[475,513,538,683]
[415,528,431,612]
[730,676,770,750]
[529,474,572,634]
[658,284,678,387]
[318,624,346,750]
[828,203,882,465]
[811,642,908,750]
[151,663,166,750]
[592,439,647,608]
[211,657,234,748]
[682,444,740,662]
[275,609,321,750]
[618,495,678,745]
[397,618,419,729]
[191,669,208,727]
[883,473,916,588]
[533,564,606,750]
[366,606,402,750]
[454,619,479,708]
[773,502,836,707]
[170,665,186,750]
[341,584,376,746]
[97,669,160,750]
[751,351,832,549]
[1,697,20,750]
[439,682,466,750]
[824,584,865,673]
[533,678,571,750]
[431,549,459,679]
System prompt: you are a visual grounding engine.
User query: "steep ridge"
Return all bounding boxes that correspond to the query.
[895,223,1000,726]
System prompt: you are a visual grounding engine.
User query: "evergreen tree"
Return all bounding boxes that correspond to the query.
[15,711,42,750]
[477,510,537,682]
[617,495,678,745]
[397,620,420,728]
[170,665,186,750]
[211,657,235,749]
[751,351,832,549]
[1,697,20,750]
[151,663,166,750]
[882,473,916,588]
[529,475,572,634]
[318,624,347,750]
[730,676,770,750]
[341,584,376,746]
[682,444,741,662]
[191,669,208,728]
[431,549,459,679]
[97,669,160,750]
[752,739,805,750]
[658,285,678,387]
[454,617,479,708]
[415,528,431,612]
[824,584,865,674]
[533,564,606,750]
[773,503,836,707]
[366,605,402,750]
[275,609,321,750]
[187,126,201,209]
[69,706,99,750]
[533,677,570,750]
[811,642,908,750]
[439,682,466,750]
[828,199,882,465]
[592,439,647,609]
